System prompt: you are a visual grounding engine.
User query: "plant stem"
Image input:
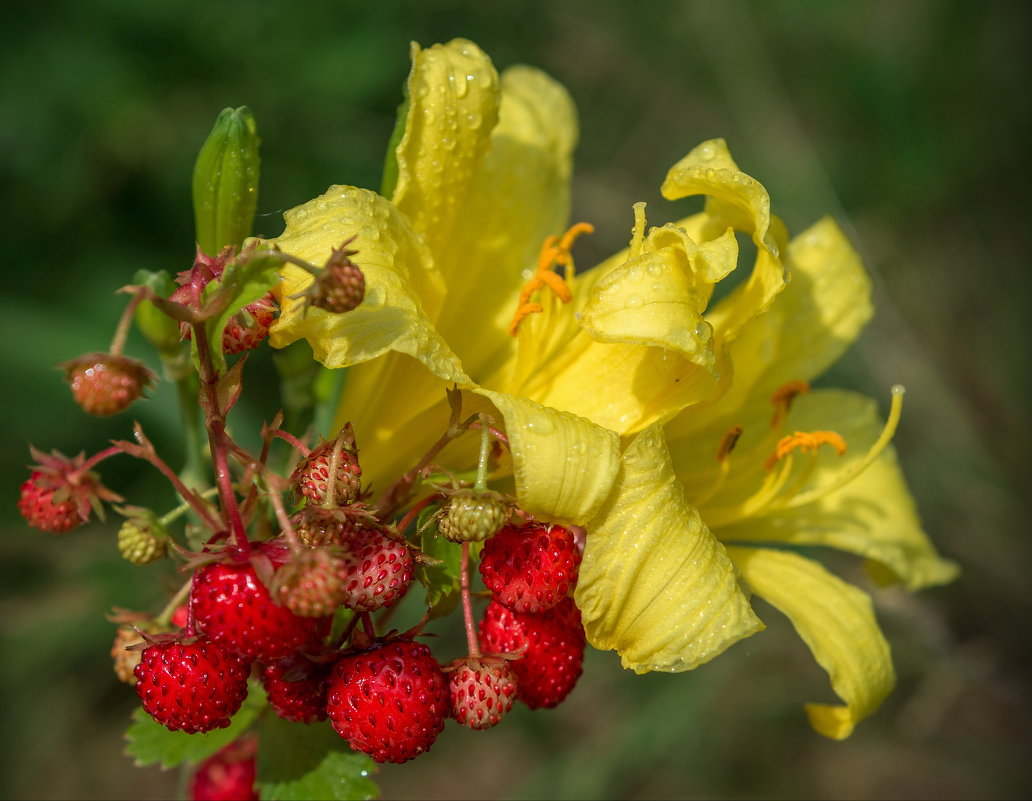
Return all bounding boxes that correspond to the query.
[193,324,248,548]
[473,415,491,492]
[460,541,480,657]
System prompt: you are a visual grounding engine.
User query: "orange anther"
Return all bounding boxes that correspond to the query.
[509,222,593,336]
[716,425,744,462]
[770,380,811,427]
[764,430,846,471]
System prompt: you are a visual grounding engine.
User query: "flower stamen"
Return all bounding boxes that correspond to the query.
[692,425,743,508]
[770,380,811,427]
[763,430,847,471]
[508,222,594,336]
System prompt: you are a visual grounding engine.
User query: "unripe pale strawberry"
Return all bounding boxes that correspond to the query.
[327,640,448,763]
[274,547,349,618]
[111,625,146,685]
[444,656,517,730]
[339,527,413,612]
[291,505,364,547]
[437,489,509,543]
[117,512,169,565]
[61,353,156,416]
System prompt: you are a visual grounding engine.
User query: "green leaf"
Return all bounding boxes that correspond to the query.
[256,715,379,801]
[132,268,182,356]
[203,250,282,372]
[412,508,482,612]
[124,682,266,769]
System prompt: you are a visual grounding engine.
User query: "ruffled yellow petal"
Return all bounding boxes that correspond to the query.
[664,215,873,445]
[267,186,469,385]
[507,211,731,435]
[474,389,620,525]
[391,39,500,297]
[434,65,578,378]
[715,389,959,590]
[661,139,787,342]
[726,546,895,739]
[576,424,764,673]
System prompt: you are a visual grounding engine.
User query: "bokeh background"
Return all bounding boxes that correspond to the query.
[2,1,1030,798]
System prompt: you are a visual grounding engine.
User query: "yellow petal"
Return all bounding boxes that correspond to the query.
[576,424,764,673]
[715,389,960,590]
[434,65,578,379]
[474,389,620,525]
[267,185,469,385]
[661,139,787,342]
[726,546,895,739]
[664,215,873,444]
[391,38,500,295]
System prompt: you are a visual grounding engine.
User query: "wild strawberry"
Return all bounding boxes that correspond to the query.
[273,547,349,618]
[479,597,585,710]
[437,489,510,543]
[291,504,366,547]
[190,545,320,662]
[134,638,250,733]
[290,239,366,314]
[111,625,146,685]
[261,652,332,724]
[326,640,448,763]
[170,604,190,628]
[189,735,259,801]
[290,424,362,506]
[60,352,155,416]
[479,522,581,613]
[18,448,121,534]
[339,527,413,612]
[444,656,517,730]
[116,510,169,565]
[170,247,278,354]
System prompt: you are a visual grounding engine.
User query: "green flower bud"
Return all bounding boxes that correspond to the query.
[192,106,260,255]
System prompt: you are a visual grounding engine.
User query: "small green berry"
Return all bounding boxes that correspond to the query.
[437,490,510,543]
[117,513,168,565]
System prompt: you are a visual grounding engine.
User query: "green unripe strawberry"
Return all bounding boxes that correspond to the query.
[117,511,169,565]
[437,489,510,543]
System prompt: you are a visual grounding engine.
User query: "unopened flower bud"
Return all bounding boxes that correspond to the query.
[192,106,260,254]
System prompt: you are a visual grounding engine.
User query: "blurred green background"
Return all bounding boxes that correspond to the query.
[2,0,1030,798]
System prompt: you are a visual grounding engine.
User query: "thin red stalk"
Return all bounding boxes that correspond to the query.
[108,291,146,357]
[80,444,123,473]
[396,494,441,537]
[193,324,248,548]
[265,428,311,457]
[460,542,480,657]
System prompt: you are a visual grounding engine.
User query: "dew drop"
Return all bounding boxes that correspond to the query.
[524,414,554,435]
[626,294,643,309]
[646,262,664,277]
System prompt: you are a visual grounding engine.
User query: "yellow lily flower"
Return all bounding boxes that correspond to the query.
[263,39,957,739]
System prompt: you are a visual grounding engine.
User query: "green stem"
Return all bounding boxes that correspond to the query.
[474,415,491,492]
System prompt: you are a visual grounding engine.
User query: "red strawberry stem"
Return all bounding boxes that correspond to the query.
[193,323,248,549]
[80,444,124,473]
[107,290,146,357]
[460,541,480,657]
[396,493,440,537]
[265,427,310,458]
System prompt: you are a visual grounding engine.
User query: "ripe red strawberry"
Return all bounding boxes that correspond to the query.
[326,640,448,763]
[478,597,585,710]
[60,352,156,416]
[190,545,320,662]
[261,652,332,724]
[134,638,250,733]
[189,735,259,801]
[290,424,362,506]
[444,656,517,730]
[17,448,121,534]
[339,527,413,612]
[479,523,581,613]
